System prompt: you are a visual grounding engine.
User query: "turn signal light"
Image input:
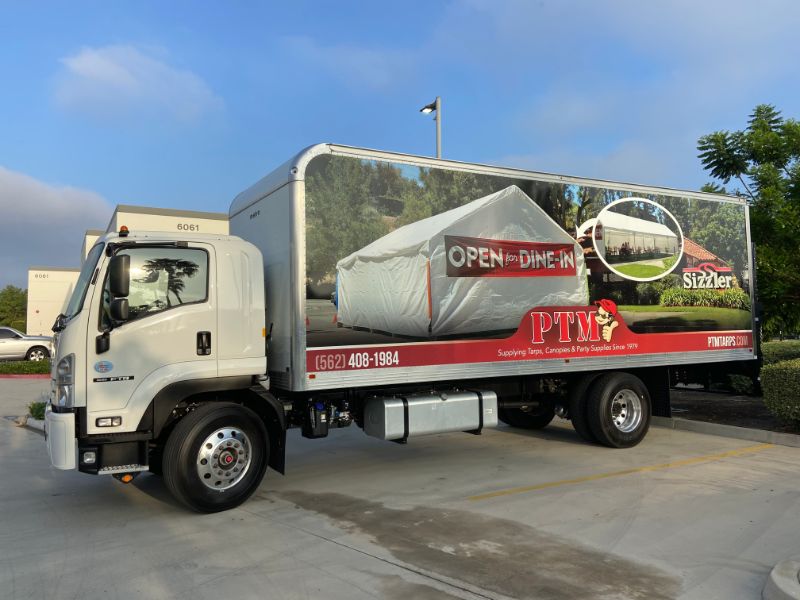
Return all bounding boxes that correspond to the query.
[96,417,122,427]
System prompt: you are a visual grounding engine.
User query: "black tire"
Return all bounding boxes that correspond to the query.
[587,372,651,448]
[568,374,600,443]
[162,402,269,513]
[499,402,556,429]
[26,346,49,361]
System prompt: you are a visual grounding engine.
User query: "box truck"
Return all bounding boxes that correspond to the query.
[45,144,757,512]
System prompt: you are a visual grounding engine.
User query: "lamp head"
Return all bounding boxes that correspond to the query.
[420,101,437,114]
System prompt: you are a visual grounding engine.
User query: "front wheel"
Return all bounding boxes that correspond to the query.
[26,346,49,361]
[587,373,651,448]
[162,402,269,513]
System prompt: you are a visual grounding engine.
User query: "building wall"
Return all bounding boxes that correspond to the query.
[26,268,80,335]
[109,209,229,235]
[81,230,104,263]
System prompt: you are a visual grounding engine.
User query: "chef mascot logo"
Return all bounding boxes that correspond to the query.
[594,299,619,342]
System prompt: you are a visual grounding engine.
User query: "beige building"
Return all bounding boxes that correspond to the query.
[27,205,228,336]
[81,229,105,263]
[107,205,229,236]
[26,267,80,335]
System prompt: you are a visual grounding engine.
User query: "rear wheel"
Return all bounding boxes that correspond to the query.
[162,402,268,513]
[587,372,651,448]
[499,400,555,429]
[568,374,599,443]
[26,346,49,361]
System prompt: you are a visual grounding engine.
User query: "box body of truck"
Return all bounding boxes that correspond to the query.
[230,144,755,395]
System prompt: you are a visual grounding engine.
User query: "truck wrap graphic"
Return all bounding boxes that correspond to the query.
[307,304,753,372]
[302,153,753,371]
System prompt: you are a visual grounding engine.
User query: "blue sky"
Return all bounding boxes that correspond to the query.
[1,0,799,287]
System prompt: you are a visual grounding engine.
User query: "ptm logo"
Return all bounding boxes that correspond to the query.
[682,262,733,289]
[529,299,622,344]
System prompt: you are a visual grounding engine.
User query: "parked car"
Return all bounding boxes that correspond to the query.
[0,327,52,361]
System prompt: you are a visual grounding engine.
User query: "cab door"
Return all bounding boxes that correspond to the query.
[85,243,217,431]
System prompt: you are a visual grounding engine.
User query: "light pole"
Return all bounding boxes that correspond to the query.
[419,97,441,159]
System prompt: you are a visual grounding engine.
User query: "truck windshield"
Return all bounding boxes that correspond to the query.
[64,243,104,321]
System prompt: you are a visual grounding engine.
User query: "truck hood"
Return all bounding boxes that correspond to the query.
[24,335,53,342]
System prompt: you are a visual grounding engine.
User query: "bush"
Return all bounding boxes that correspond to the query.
[28,401,46,420]
[659,287,751,310]
[607,289,624,304]
[0,360,51,374]
[762,358,800,425]
[636,274,681,304]
[762,341,800,365]
[728,374,754,395]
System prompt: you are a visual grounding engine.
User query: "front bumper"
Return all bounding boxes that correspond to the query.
[45,404,77,470]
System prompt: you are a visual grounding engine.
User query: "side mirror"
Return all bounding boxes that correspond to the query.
[109,254,130,297]
[110,298,129,322]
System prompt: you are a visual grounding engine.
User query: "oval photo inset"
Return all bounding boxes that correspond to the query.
[592,198,683,281]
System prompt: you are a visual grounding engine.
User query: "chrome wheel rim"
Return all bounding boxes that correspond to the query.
[196,427,252,491]
[610,389,643,433]
[29,349,45,361]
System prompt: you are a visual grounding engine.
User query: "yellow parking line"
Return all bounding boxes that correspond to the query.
[468,443,774,501]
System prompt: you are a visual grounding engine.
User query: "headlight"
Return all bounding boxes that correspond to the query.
[56,384,73,408]
[55,354,75,408]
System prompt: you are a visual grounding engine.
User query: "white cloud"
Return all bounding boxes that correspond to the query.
[282,36,417,91]
[55,45,223,122]
[0,166,112,288]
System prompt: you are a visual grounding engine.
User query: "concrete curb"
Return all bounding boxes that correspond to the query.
[6,415,45,434]
[763,557,800,600]
[26,417,44,432]
[652,416,800,449]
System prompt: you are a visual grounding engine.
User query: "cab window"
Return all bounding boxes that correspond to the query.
[101,247,208,329]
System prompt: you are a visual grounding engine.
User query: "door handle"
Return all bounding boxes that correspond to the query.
[197,331,212,356]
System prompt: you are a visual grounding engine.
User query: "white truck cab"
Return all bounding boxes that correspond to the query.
[46,229,280,511]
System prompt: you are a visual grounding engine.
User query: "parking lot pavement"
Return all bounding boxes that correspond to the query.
[2,380,800,600]
[0,377,49,417]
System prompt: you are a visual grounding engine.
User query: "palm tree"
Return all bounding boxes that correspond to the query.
[135,258,199,306]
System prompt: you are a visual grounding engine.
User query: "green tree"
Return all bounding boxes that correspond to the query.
[415,167,504,217]
[305,156,390,289]
[697,104,800,335]
[135,258,200,306]
[0,285,27,330]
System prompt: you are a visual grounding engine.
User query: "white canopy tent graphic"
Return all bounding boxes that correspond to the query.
[335,185,588,337]
[578,205,680,259]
